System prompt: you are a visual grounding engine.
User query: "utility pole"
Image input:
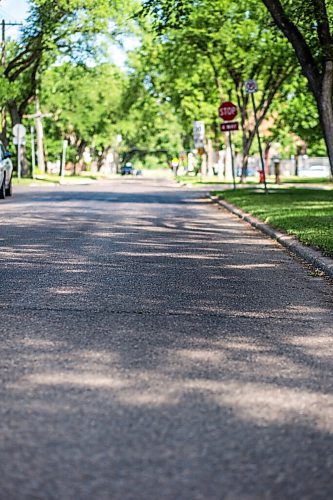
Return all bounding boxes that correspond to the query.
[31,125,36,179]
[2,20,5,66]
[1,20,23,62]
[1,20,7,146]
[24,98,52,174]
[34,94,45,173]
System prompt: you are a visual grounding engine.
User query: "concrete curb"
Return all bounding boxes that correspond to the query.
[209,194,333,280]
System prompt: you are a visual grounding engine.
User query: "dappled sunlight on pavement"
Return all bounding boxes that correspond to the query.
[0,179,332,499]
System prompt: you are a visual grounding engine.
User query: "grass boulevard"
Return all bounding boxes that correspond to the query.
[177,175,333,257]
[213,187,333,258]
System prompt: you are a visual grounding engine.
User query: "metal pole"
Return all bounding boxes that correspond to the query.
[1,21,6,145]
[17,128,21,180]
[61,140,68,180]
[1,20,5,67]
[31,125,36,178]
[251,93,268,193]
[229,131,236,190]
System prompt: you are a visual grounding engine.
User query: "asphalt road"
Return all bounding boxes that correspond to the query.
[1,177,332,500]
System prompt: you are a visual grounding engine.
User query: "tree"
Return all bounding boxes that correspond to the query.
[1,0,129,175]
[117,41,185,168]
[142,0,297,179]
[40,53,184,173]
[41,62,127,171]
[270,73,327,157]
[261,0,333,177]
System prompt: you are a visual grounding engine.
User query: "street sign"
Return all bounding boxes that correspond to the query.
[13,124,26,138]
[218,101,237,121]
[245,79,258,94]
[193,121,205,148]
[220,122,239,132]
[13,136,26,145]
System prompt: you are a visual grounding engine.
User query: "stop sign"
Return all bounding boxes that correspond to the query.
[218,101,237,121]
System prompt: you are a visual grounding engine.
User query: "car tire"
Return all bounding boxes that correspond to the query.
[0,175,5,199]
[5,176,12,197]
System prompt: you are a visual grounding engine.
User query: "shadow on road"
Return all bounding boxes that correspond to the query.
[0,182,332,498]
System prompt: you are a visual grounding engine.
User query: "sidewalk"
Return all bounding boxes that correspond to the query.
[209,193,333,280]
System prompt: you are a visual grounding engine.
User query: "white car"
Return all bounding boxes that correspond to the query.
[0,141,13,199]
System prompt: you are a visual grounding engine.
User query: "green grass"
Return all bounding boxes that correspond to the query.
[213,188,333,257]
[177,175,256,185]
[281,176,332,184]
[13,177,46,185]
[13,173,98,185]
[177,174,333,186]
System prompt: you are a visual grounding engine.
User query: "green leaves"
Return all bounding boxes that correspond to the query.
[41,62,126,156]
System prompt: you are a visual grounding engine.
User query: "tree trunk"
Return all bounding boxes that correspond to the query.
[317,61,333,178]
[240,154,249,183]
[7,99,20,126]
[240,134,254,182]
[264,142,271,175]
[261,0,333,177]
[7,100,30,177]
[34,95,45,174]
[20,145,29,177]
[97,146,112,172]
[74,140,87,174]
[0,109,8,148]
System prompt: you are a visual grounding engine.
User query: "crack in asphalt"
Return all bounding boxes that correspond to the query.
[0,303,327,324]
[0,303,229,318]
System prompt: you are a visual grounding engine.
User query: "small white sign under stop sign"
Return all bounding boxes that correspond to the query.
[193,121,205,148]
[13,124,26,145]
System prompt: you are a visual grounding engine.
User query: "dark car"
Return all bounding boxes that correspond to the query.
[120,164,134,175]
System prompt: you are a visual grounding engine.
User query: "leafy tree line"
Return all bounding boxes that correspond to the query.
[142,0,333,176]
[0,0,183,176]
[1,0,332,177]
[140,0,298,179]
[39,59,182,172]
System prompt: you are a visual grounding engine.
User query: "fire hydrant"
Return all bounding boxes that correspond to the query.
[258,170,264,183]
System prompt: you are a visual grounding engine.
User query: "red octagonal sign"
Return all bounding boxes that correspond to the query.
[218,101,237,121]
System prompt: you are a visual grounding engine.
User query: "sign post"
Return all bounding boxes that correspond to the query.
[193,121,205,179]
[13,124,26,180]
[61,139,68,180]
[228,131,237,190]
[245,79,268,193]
[218,100,238,190]
[31,126,36,179]
[193,121,205,149]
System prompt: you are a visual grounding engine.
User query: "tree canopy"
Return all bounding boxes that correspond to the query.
[1,0,332,177]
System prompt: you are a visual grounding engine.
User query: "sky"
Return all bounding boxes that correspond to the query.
[0,0,137,67]
[0,0,28,37]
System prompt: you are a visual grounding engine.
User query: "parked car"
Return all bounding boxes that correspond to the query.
[120,163,134,176]
[0,141,13,199]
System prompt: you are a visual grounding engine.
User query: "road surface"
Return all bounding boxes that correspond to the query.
[0,177,332,499]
